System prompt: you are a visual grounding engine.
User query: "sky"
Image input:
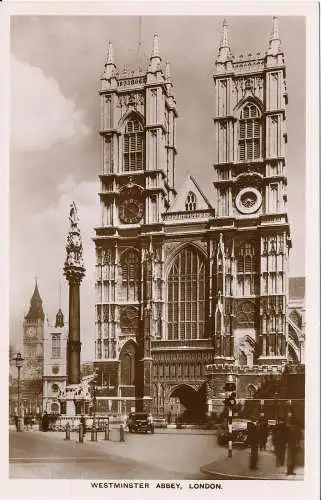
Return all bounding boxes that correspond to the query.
[9,15,306,362]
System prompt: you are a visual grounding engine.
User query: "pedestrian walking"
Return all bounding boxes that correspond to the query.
[41,411,49,432]
[80,415,87,435]
[286,414,301,475]
[272,418,287,467]
[247,421,259,470]
[257,413,269,451]
[24,414,30,430]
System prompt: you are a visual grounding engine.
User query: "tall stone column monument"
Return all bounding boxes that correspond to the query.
[63,202,86,415]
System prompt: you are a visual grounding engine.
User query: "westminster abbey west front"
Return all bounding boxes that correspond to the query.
[93,18,303,420]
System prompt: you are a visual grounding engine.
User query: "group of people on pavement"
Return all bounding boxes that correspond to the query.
[13,412,35,431]
[247,412,302,475]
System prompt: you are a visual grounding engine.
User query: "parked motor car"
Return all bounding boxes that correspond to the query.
[152,417,167,429]
[127,412,154,434]
[217,418,253,447]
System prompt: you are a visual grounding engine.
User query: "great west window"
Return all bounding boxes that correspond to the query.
[167,247,206,340]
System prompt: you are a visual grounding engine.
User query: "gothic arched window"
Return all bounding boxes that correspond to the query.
[248,384,256,399]
[236,242,258,296]
[185,191,197,211]
[120,249,140,302]
[239,104,262,161]
[167,246,206,340]
[123,118,143,171]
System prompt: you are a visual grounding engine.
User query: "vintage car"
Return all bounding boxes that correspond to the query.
[127,412,155,434]
[217,418,253,447]
[152,417,168,429]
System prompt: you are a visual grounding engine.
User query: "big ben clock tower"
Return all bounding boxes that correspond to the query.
[22,280,45,406]
[93,34,178,412]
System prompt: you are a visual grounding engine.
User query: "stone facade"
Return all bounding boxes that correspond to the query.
[93,19,304,418]
[42,310,68,414]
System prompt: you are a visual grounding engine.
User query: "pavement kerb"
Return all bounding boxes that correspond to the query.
[200,465,303,481]
[200,448,304,481]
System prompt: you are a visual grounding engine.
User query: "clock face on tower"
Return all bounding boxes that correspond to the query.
[26,327,35,338]
[119,197,144,224]
[235,187,262,215]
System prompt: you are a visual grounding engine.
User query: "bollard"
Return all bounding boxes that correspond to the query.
[120,424,125,442]
[91,425,97,442]
[65,422,71,441]
[79,423,84,443]
[104,422,109,441]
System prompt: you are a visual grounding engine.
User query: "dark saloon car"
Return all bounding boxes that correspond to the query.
[217,418,253,447]
[127,412,154,434]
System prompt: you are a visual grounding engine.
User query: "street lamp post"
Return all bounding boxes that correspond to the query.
[13,352,24,432]
[274,391,279,421]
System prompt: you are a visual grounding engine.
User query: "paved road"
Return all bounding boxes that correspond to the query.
[9,429,226,479]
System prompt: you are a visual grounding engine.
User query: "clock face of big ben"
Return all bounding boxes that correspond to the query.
[26,327,35,338]
[119,197,144,224]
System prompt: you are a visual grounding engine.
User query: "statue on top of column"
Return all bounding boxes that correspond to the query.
[64,202,85,281]
[69,202,79,230]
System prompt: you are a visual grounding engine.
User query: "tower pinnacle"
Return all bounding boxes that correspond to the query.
[221,19,229,48]
[267,16,282,55]
[271,16,280,41]
[102,41,117,80]
[107,40,114,65]
[216,19,233,64]
[152,33,160,58]
[148,33,162,73]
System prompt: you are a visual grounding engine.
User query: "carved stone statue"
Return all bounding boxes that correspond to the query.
[69,202,79,229]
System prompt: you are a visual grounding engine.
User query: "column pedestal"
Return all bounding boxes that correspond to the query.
[65,385,78,416]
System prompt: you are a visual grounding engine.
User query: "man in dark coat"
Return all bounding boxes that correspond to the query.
[247,421,259,470]
[80,415,87,435]
[41,411,49,432]
[257,413,269,451]
[286,415,301,475]
[272,418,287,467]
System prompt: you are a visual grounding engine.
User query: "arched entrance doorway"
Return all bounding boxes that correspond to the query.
[169,383,207,423]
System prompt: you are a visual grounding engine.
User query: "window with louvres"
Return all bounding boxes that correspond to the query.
[236,242,258,296]
[120,250,140,302]
[239,104,262,161]
[123,119,143,172]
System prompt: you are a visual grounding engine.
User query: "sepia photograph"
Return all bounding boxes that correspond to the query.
[4,2,319,497]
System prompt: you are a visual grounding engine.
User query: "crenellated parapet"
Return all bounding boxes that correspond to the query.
[205,362,285,376]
